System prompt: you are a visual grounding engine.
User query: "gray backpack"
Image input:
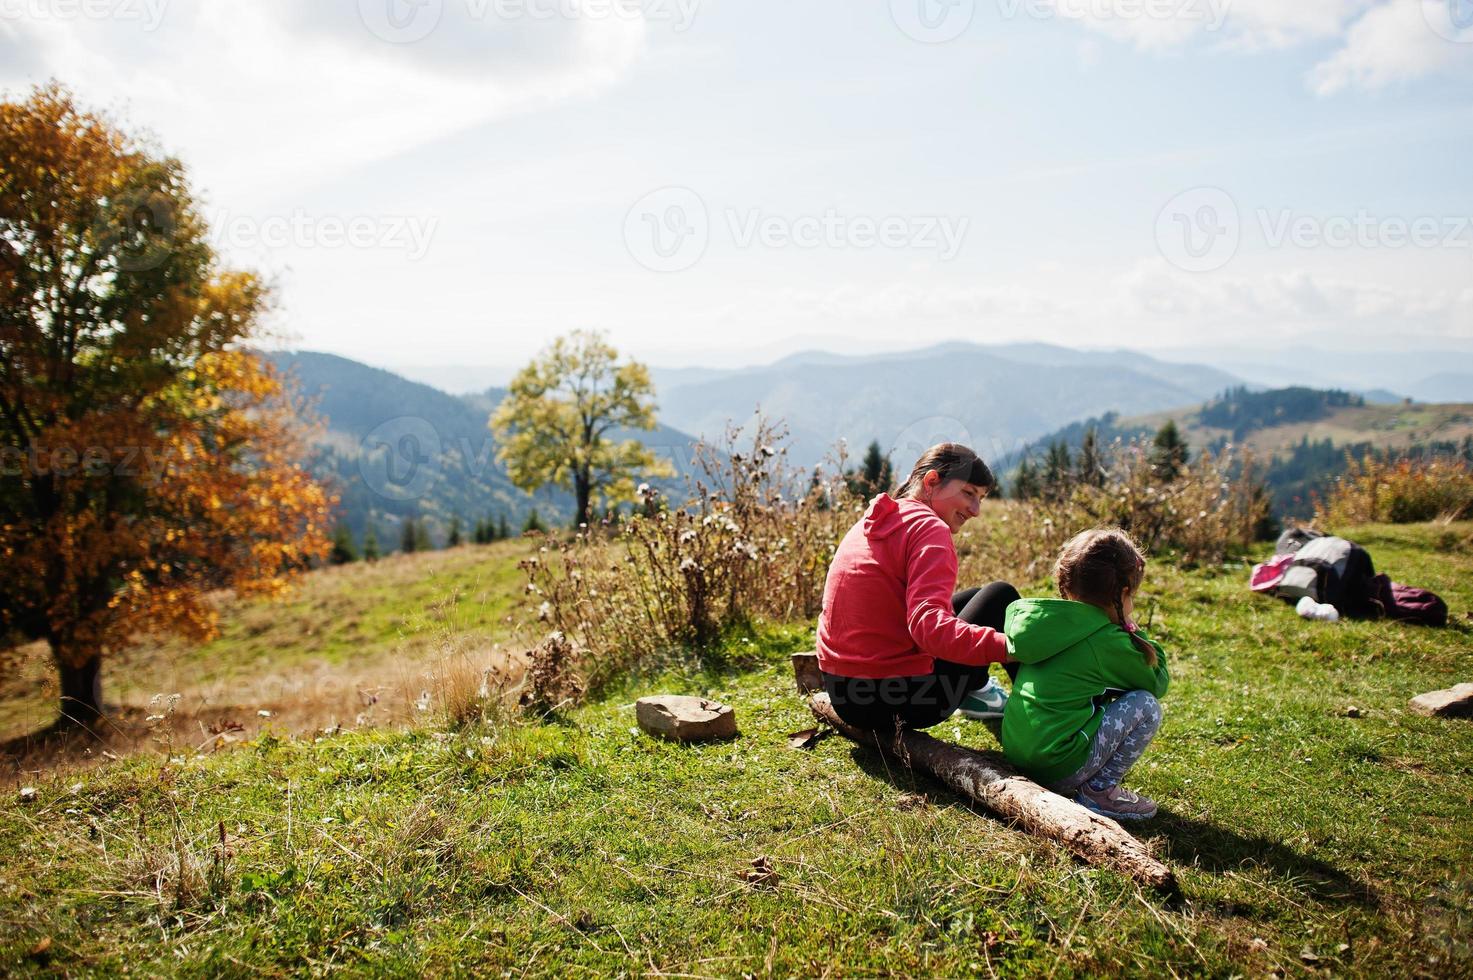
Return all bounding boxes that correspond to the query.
[1272,528,1378,617]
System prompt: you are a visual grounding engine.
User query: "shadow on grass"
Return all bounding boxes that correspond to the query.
[840,742,1377,912]
[1147,807,1379,910]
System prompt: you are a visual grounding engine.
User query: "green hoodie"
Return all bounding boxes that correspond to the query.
[1001,599,1170,785]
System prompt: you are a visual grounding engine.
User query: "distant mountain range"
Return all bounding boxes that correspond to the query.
[646,342,1246,468]
[395,342,1473,408]
[391,341,1473,473]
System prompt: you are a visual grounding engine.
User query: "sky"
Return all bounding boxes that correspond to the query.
[4,0,1473,375]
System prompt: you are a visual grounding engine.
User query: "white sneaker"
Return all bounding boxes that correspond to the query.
[956,678,1009,720]
[1295,596,1340,622]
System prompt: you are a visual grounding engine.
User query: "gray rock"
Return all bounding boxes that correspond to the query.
[1409,683,1473,718]
[636,695,737,742]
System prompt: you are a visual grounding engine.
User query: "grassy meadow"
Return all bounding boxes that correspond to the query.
[0,539,530,758]
[0,522,1470,976]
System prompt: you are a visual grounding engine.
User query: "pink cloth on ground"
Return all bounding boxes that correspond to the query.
[1249,552,1296,593]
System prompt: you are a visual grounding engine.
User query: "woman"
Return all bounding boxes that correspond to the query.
[816,443,1018,732]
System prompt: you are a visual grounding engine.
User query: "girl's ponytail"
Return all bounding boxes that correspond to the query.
[1056,527,1157,666]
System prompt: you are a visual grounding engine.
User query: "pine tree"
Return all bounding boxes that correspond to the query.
[1151,421,1189,482]
[329,525,359,565]
[363,527,381,562]
[1012,460,1040,500]
[415,519,432,552]
[400,517,419,554]
[1075,427,1106,488]
[473,518,488,545]
[447,516,463,548]
[847,440,895,498]
[809,466,831,511]
[1043,441,1072,499]
[522,509,546,534]
[497,514,511,540]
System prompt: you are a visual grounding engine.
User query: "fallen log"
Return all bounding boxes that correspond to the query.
[807,692,1177,892]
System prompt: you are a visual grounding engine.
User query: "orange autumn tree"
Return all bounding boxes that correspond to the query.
[0,83,333,729]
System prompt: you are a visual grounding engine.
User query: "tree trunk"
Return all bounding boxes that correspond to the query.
[54,649,104,730]
[807,691,1177,892]
[575,472,592,527]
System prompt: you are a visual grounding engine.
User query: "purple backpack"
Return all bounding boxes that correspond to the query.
[1371,574,1449,627]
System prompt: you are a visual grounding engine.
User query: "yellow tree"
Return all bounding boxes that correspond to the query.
[491,331,671,526]
[0,83,333,729]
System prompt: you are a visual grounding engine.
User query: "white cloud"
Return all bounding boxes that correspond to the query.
[1054,0,1473,93]
[1111,258,1473,333]
[711,260,1472,349]
[1053,0,1370,52]
[1310,0,1473,94]
[0,0,649,202]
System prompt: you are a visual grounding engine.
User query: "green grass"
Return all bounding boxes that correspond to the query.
[1,525,1470,976]
[0,541,530,740]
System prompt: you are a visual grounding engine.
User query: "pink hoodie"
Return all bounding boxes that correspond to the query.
[816,494,1010,679]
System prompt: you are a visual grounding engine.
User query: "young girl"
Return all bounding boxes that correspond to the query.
[1001,527,1169,820]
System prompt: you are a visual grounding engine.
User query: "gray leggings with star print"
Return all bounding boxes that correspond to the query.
[1050,690,1163,794]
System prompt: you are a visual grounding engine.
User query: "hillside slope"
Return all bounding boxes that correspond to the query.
[2,524,1469,975]
[1013,389,1473,516]
[0,540,534,748]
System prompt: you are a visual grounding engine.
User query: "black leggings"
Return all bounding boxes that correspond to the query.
[822,581,1020,732]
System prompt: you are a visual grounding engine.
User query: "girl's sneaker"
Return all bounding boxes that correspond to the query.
[955,678,1008,720]
[1075,784,1157,820]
